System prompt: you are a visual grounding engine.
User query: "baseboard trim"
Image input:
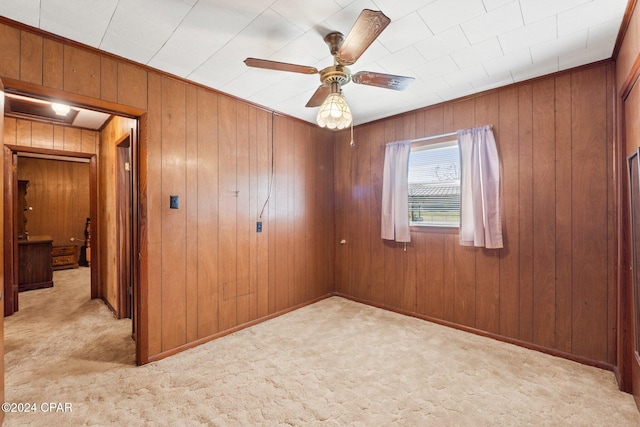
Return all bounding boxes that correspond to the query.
[334,292,616,373]
[147,293,333,364]
[101,296,118,318]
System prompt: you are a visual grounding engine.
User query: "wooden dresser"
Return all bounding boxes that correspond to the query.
[18,235,54,292]
[52,245,79,270]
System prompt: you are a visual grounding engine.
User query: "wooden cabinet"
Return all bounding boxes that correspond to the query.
[18,235,53,292]
[52,245,79,270]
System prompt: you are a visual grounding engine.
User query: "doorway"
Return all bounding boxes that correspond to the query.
[0,78,146,366]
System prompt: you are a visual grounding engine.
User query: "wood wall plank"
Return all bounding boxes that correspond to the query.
[43,39,63,90]
[498,87,520,339]
[185,85,199,343]
[571,66,609,361]
[236,102,251,325]
[20,32,42,85]
[100,57,118,103]
[555,73,573,353]
[196,88,219,338]
[218,95,238,331]
[531,79,556,348]
[146,73,163,356]
[518,84,534,343]
[256,108,270,319]
[63,46,101,99]
[0,23,20,79]
[159,77,187,351]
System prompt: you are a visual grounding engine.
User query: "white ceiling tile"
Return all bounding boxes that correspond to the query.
[414,26,471,62]
[270,0,341,32]
[411,76,451,96]
[147,2,258,77]
[530,30,588,64]
[559,44,611,71]
[376,46,426,74]
[443,64,488,87]
[40,0,119,47]
[451,37,503,69]
[370,0,436,20]
[377,12,433,53]
[520,0,590,25]
[100,0,192,64]
[472,70,514,92]
[483,49,531,76]
[0,0,40,27]
[242,9,305,53]
[272,31,334,63]
[511,58,558,82]
[482,0,516,12]
[557,0,628,37]
[498,16,557,54]
[418,0,486,35]
[587,18,622,52]
[412,56,459,81]
[437,82,476,100]
[460,1,523,44]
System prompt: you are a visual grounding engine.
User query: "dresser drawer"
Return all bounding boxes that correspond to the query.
[52,246,77,257]
[53,255,75,265]
[52,245,79,270]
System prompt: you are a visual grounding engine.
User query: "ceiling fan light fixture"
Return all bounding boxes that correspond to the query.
[317,92,352,130]
[51,102,70,116]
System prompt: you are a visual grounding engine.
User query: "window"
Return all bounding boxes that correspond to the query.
[408,139,460,227]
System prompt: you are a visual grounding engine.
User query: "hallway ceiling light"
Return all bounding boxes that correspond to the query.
[51,102,71,116]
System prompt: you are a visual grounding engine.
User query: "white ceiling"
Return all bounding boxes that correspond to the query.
[0,0,630,126]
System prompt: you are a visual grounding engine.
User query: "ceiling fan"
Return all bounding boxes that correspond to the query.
[244,9,415,130]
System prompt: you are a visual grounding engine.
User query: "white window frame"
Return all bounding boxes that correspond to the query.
[408,138,460,228]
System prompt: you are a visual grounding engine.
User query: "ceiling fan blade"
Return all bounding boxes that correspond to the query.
[337,9,391,66]
[352,71,414,91]
[244,58,318,75]
[305,85,331,107]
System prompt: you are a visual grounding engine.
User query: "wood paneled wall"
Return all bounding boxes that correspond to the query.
[145,85,334,356]
[0,19,335,362]
[335,62,616,366]
[3,117,98,154]
[16,157,89,247]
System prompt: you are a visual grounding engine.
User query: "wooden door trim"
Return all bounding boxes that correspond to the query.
[2,147,16,316]
[116,134,132,319]
[4,145,99,300]
[0,77,148,366]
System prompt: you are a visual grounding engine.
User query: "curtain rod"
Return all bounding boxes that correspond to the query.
[408,124,494,144]
[409,131,457,144]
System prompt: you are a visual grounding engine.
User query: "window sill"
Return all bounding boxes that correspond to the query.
[410,225,459,234]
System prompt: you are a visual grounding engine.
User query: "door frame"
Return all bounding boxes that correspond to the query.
[4,145,99,303]
[116,133,133,320]
[619,57,640,403]
[0,77,148,365]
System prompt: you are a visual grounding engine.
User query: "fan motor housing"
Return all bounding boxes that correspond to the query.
[319,64,351,87]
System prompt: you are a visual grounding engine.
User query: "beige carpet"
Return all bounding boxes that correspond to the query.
[4,268,640,426]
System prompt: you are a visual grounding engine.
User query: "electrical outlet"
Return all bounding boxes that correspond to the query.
[170,195,179,209]
[256,221,262,232]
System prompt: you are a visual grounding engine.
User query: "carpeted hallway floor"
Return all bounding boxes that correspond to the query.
[4,268,640,426]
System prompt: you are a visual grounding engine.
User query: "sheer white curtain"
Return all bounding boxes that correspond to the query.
[457,125,503,249]
[381,140,412,242]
